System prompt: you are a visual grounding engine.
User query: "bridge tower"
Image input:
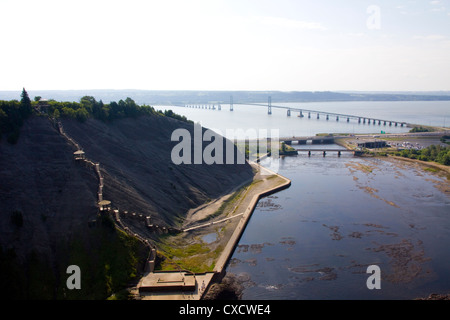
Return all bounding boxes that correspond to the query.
[230,96,234,111]
[268,96,272,115]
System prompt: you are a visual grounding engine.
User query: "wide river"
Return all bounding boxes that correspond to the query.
[163,101,450,299]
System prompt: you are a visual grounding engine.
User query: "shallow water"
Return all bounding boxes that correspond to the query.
[226,151,450,300]
[166,100,450,299]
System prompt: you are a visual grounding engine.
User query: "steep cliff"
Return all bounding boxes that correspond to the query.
[0,114,253,298]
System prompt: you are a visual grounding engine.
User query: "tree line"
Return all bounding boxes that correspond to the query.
[393,144,450,165]
[0,88,191,144]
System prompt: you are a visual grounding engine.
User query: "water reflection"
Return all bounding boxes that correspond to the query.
[226,151,450,300]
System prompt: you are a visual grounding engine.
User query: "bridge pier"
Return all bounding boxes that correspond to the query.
[326,114,329,120]
[395,122,398,126]
[287,109,291,116]
[300,110,303,117]
[268,96,272,115]
[308,151,311,157]
[336,116,339,121]
[347,117,350,122]
[308,112,311,119]
[317,113,320,119]
[338,151,341,157]
[323,151,326,157]
[358,118,361,124]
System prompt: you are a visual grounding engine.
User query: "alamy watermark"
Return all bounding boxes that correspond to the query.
[366,265,381,289]
[170,123,280,174]
[66,265,81,290]
[367,5,381,30]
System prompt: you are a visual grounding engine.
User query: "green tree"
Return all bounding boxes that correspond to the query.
[52,109,60,119]
[75,108,89,122]
[80,96,96,114]
[61,107,76,119]
[20,88,32,118]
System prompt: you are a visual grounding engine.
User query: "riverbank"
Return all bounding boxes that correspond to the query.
[223,145,450,300]
[136,161,291,299]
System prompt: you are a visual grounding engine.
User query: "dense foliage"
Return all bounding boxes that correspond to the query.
[0,90,191,144]
[409,126,432,133]
[394,144,450,165]
[0,88,32,143]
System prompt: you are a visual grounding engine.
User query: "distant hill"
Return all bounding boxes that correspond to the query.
[1,89,450,105]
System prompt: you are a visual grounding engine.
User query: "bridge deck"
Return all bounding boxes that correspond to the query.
[241,102,407,125]
[180,102,407,126]
[295,149,354,152]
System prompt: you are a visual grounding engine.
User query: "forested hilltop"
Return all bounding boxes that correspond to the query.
[0,88,190,144]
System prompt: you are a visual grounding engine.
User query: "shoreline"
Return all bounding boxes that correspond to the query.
[136,134,448,300]
[136,161,291,300]
[387,155,450,175]
[212,163,291,276]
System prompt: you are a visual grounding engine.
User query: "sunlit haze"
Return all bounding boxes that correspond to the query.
[1,0,449,91]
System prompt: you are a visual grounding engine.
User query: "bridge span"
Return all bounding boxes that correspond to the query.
[295,149,360,157]
[179,97,409,128]
[242,101,408,127]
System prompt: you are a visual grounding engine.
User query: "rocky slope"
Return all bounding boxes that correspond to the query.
[60,115,253,227]
[0,117,99,262]
[0,114,253,298]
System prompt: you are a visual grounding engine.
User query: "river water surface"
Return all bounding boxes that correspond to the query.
[227,151,450,299]
[163,101,450,299]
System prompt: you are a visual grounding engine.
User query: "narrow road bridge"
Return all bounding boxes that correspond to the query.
[294,149,360,157]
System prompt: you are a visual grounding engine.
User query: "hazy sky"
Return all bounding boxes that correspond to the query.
[1,0,449,91]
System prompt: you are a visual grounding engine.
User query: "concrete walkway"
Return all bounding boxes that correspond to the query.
[137,162,291,300]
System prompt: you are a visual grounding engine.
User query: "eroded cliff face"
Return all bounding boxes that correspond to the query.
[0,117,99,263]
[61,116,253,227]
[0,115,253,263]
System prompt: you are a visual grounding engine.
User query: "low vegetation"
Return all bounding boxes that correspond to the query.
[409,126,433,133]
[156,240,220,273]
